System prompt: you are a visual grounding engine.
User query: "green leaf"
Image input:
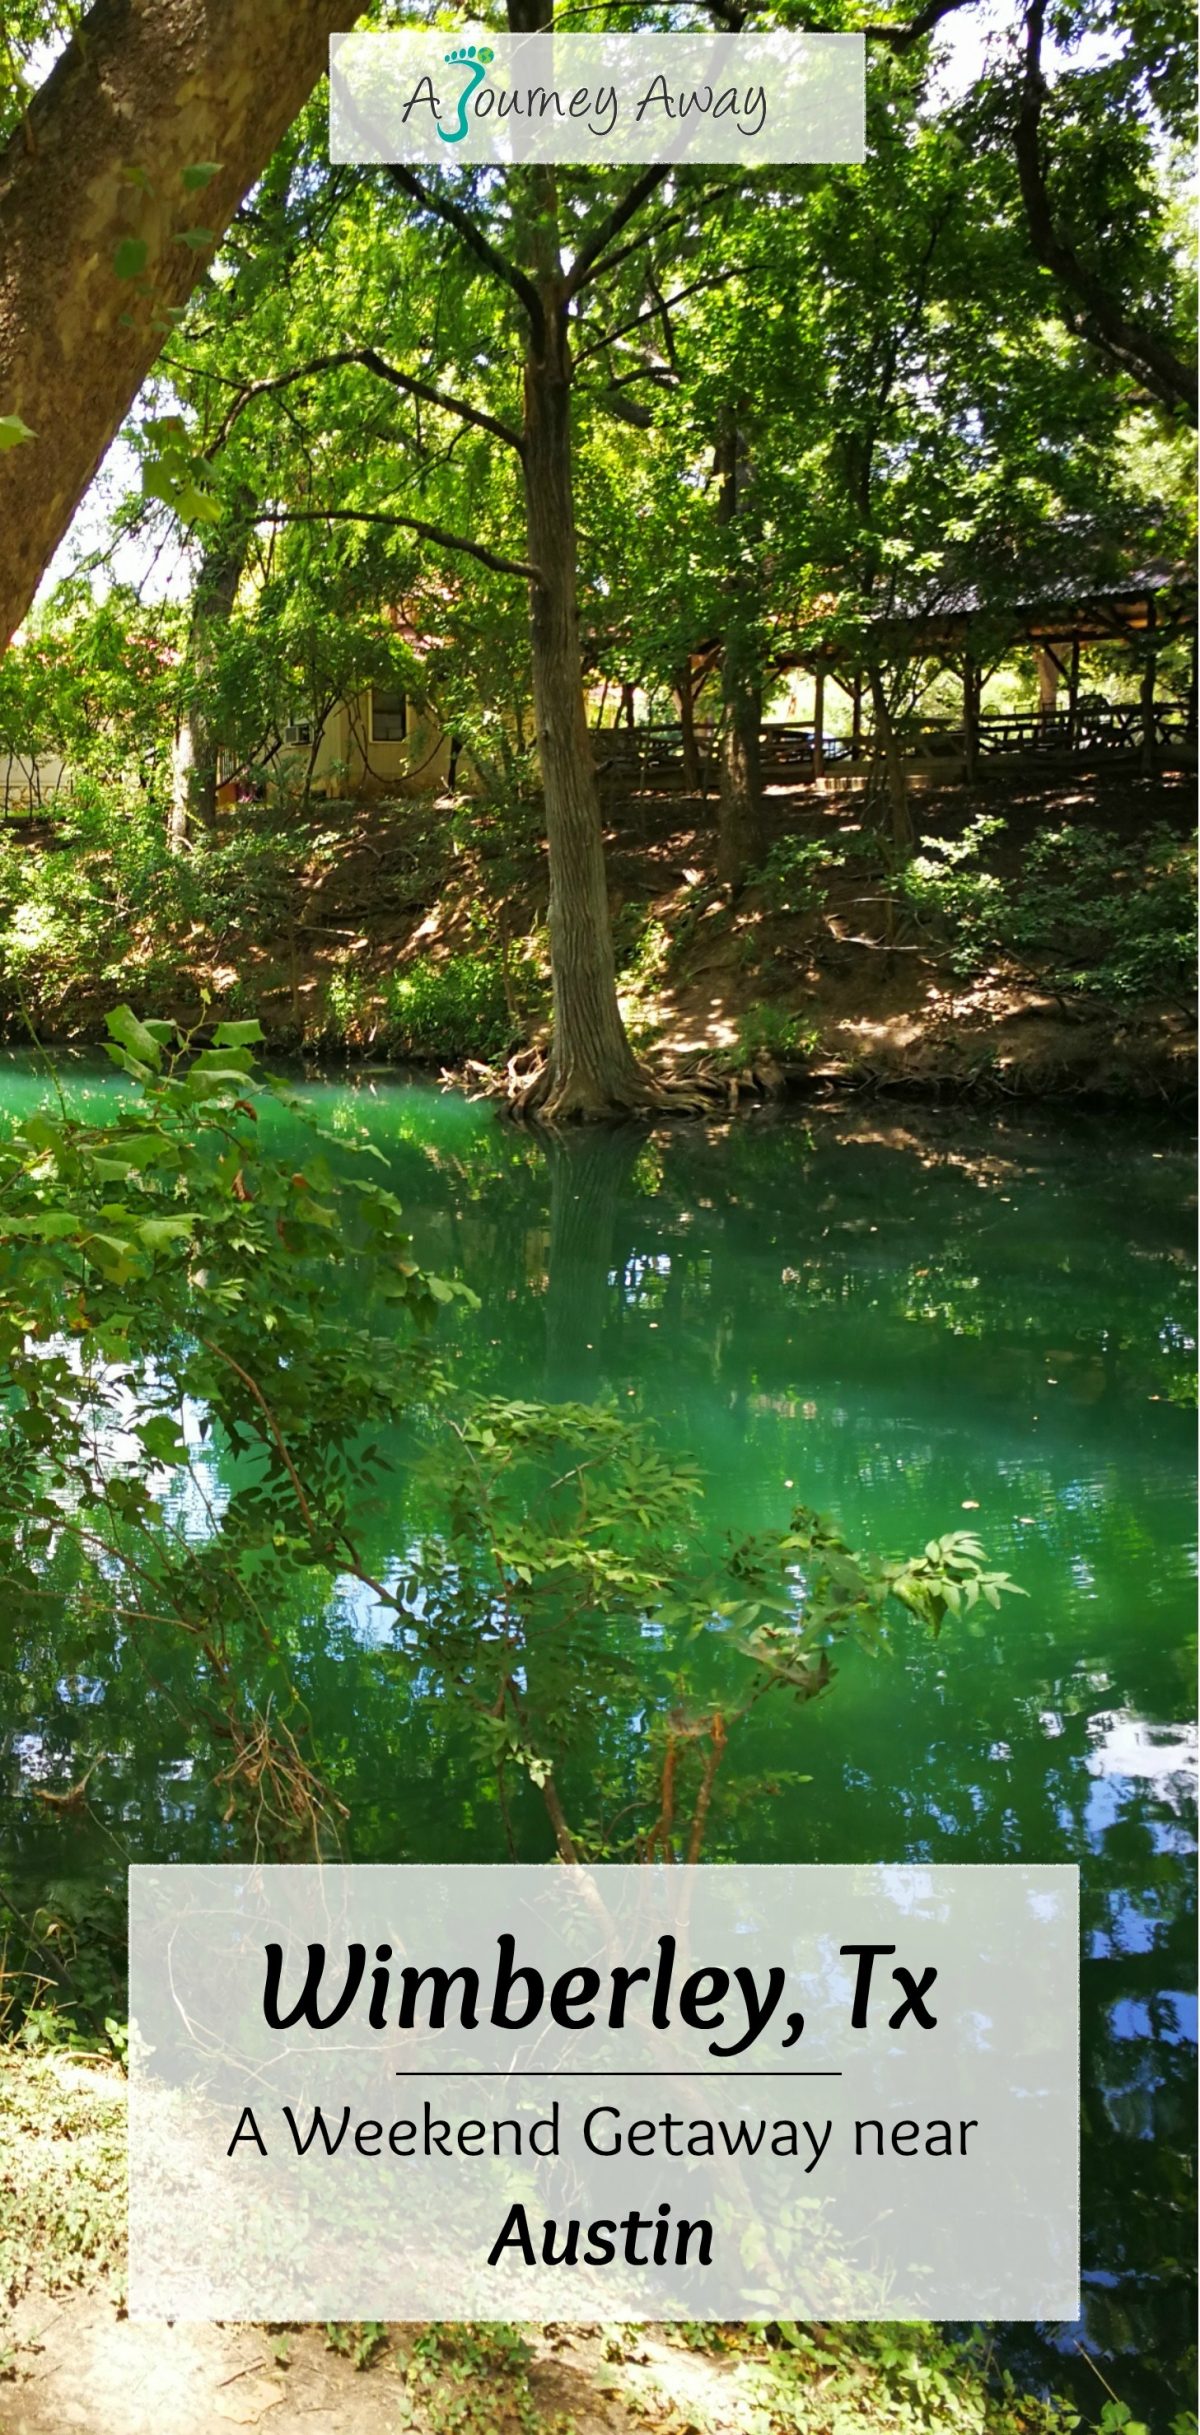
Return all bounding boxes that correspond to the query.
[136,1217,195,1249]
[177,483,222,526]
[135,1414,188,1464]
[174,227,216,252]
[212,1019,266,1047]
[0,414,35,452]
[181,162,222,189]
[113,237,149,280]
[106,1005,163,1069]
[0,1210,82,1242]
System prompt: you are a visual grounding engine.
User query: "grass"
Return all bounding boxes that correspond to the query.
[0,2050,126,2316]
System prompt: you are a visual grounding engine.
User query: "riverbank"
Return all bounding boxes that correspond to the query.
[0,763,1193,1110]
[0,2048,1091,2435]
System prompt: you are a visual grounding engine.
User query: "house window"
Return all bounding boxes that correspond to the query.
[371,686,407,743]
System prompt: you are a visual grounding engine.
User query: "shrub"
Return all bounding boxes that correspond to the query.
[380,953,517,1062]
[900,814,1007,959]
[754,833,846,915]
[902,816,1197,1003]
[1010,821,1196,1003]
[724,1002,819,1069]
[325,952,521,1061]
[0,783,308,1023]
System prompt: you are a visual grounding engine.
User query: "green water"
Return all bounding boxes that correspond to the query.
[1,1062,1195,2417]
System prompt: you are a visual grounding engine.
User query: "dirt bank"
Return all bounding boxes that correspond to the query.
[1,762,1194,1109]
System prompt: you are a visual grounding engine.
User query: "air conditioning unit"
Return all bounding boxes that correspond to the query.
[283,721,313,747]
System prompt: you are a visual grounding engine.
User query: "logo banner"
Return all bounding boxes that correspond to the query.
[329,31,865,166]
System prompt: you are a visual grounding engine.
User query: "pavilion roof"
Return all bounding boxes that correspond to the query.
[775,554,1196,666]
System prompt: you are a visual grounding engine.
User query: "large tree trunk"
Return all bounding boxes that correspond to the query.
[168,514,250,849]
[718,657,764,889]
[715,409,766,891]
[520,252,647,1120]
[0,0,346,650]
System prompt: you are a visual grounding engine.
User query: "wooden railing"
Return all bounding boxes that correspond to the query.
[911,701,1194,758]
[593,700,1195,777]
[594,722,855,773]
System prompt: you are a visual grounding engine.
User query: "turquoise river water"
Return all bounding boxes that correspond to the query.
[1,1062,1195,2419]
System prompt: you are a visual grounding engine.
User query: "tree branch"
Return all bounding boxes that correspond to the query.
[575,183,738,294]
[594,387,656,428]
[262,506,537,581]
[1014,0,1196,421]
[573,271,728,367]
[861,0,977,52]
[703,0,976,39]
[207,347,524,457]
[386,164,545,341]
[565,167,672,298]
[356,346,523,453]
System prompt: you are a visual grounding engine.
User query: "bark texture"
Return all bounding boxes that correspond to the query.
[0,0,345,647]
[812,663,825,780]
[868,667,914,855]
[1139,600,1158,773]
[714,409,765,891]
[168,512,250,848]
[521,280,647,1119]
[961,650,981,784]
[1035,644,1059,714]
[717,650,764,889]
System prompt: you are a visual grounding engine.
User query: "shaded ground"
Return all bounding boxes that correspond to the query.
[601,764,1196,1104]
[0,758,1194,1104]
[1,2054,1080,2435]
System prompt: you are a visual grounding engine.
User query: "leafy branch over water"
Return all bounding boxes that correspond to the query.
[0,1014,1022,1909]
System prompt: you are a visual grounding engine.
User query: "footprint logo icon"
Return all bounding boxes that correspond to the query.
[439,44,494,143]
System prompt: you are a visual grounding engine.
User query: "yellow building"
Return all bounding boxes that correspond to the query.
[222,683,461,805]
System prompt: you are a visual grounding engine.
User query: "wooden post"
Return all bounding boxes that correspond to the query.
[1140,596,1158,771]
[812,662,825,780]
[1067,636,1081,749]
[962,649,980,784]
[851,672,863,760]
[675,665,704,796]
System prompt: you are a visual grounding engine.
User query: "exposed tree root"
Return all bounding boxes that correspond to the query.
[461,1045,793,1122]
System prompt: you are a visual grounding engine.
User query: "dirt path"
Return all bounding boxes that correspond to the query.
[0,2051,1081,2434]
[0,2054,758,2433]
[2,2298,762,2435]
